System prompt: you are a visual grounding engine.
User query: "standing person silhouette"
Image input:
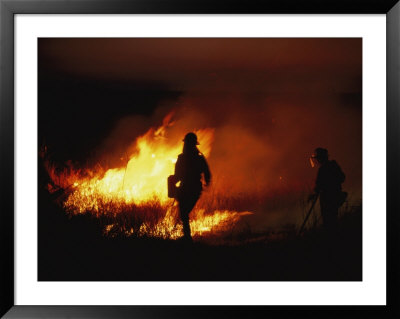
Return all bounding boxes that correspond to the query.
[309,148,346,232]
[174,132,211,242]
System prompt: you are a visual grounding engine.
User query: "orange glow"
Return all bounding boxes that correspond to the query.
[44,113,252,239]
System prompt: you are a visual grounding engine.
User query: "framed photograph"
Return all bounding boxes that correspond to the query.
[1,0,399,318]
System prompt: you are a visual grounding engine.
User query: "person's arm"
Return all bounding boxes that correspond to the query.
[314,167,323,194]
[174,155,183,182]
[335,161,345,184]
[201,156,211,186]
[308,168,321,202]
[314,180,321,194]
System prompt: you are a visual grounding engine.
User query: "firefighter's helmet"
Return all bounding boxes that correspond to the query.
[309,147,328,167]
[183,132,199,145]
[313,147,328,160]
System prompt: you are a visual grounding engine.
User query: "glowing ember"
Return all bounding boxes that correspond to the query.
[44,113,252,239]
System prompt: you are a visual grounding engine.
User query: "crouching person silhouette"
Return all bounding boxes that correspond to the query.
[309,147,347,233]
[170,132,211,242]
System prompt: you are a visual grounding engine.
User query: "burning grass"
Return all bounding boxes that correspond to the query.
[44,159,254,240]
[41,113,254,240]
[83,195,251,240]
[43,111,357,242]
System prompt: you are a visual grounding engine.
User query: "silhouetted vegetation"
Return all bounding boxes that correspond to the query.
[39,186,361,281]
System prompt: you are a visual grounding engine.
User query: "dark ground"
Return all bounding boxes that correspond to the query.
[38,188,362,282]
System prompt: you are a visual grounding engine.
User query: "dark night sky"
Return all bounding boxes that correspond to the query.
[38,38,362,198]
[39,38,361,97]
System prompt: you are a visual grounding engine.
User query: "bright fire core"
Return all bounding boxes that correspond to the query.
[45,114,252,239]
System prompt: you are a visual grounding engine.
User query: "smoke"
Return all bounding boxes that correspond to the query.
[39,38,362,231]
[95,89,362,207]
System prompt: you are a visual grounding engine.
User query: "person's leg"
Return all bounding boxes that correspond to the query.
[322,205,339,241]
[321,194,339,230]
[179,194,199,241]
[179,201,191,240]
[320,200,329,230]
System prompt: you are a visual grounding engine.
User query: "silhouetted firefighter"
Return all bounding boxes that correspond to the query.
[309,148,347,232]
[168,132,211,242]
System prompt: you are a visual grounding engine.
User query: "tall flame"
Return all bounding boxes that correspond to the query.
[44,113,252,239]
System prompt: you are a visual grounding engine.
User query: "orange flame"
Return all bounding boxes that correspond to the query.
[44,113,252,239]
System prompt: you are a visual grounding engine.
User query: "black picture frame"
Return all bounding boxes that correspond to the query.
[1,0,399,318]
